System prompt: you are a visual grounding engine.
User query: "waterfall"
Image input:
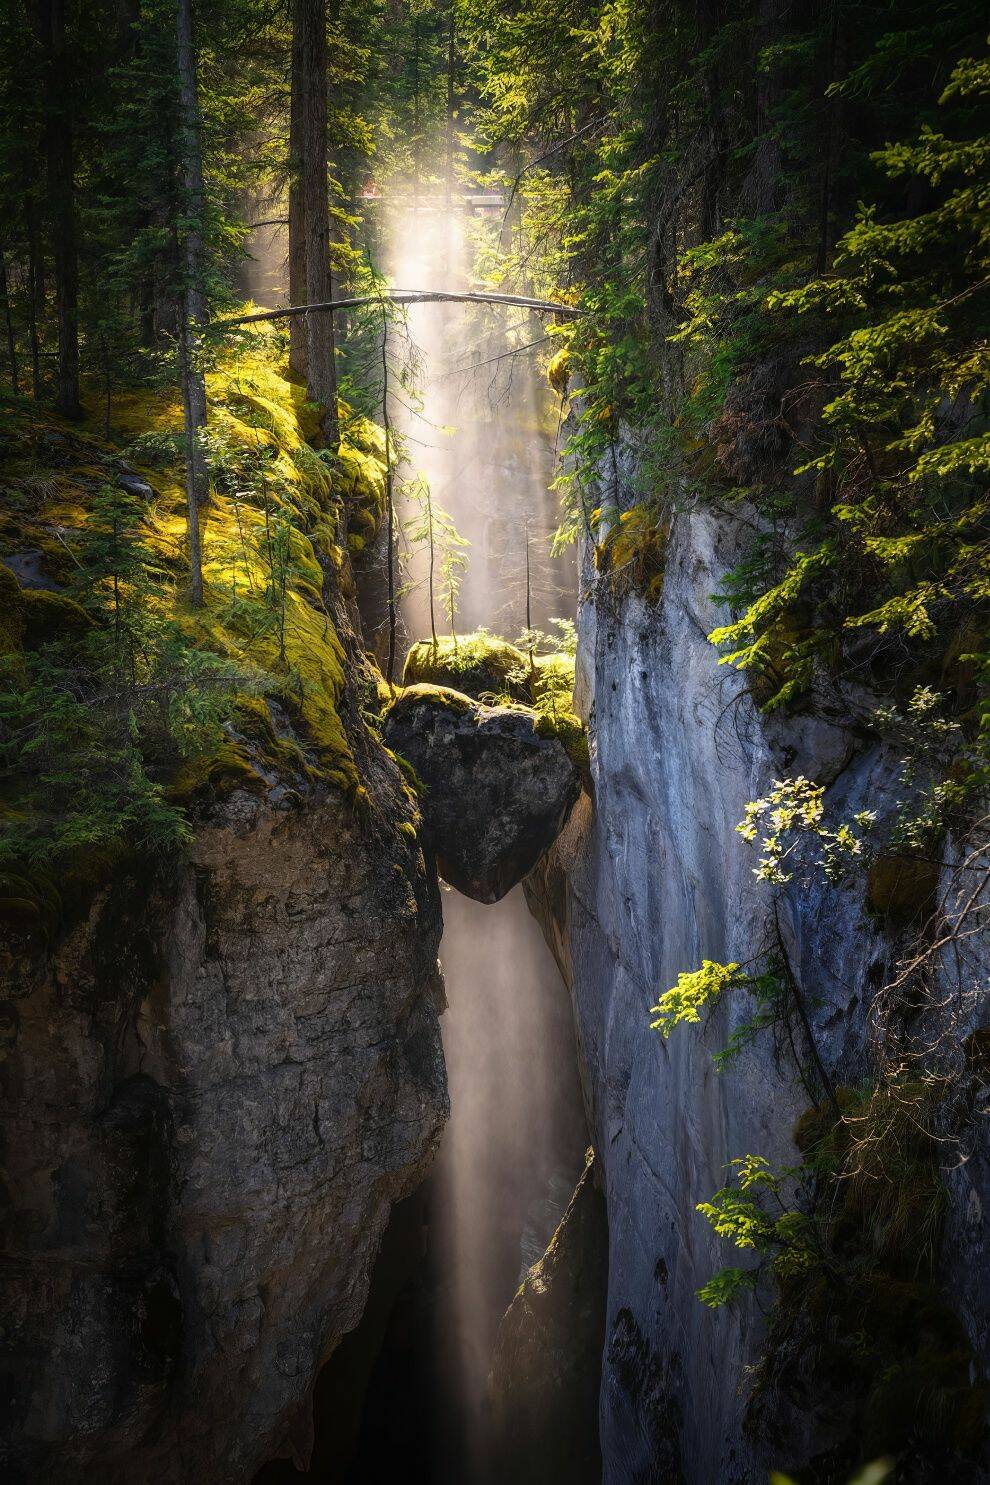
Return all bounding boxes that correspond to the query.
[374,196,586,1480]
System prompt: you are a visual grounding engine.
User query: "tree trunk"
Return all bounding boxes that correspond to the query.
[38,0,81,419]
[176,0,208,606]
[380,309,396,684]
[295,0,339,449]
[287,3,308,380]
[0,246,19,395]
[695,0,725,241]
[444,11,456,210]
[222,288,583,328]
[138,274,156,347]
[816,0,841,272]
[741,0,787,217]
[25,197,43,398]
[427,487,437,650]
[412,20,421,214]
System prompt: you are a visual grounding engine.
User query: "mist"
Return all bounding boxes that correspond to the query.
[382,194,587,1478]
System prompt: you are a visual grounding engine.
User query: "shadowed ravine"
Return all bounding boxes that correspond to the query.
[254,198,593,1484]
[354,199,591,1482]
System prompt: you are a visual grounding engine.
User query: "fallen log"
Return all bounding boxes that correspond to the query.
[213,288,583,331]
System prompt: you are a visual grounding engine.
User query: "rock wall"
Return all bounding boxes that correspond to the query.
[2,695,447,1482]
[526,501,990,1481]
[488,1147,608,1485]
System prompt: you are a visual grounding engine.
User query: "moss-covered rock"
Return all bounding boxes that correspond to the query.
[22,588,94,648]
[0,329,395,903]
[534,709,590,780]
[390,680,476,715]
[402,632,531,701]
[399,633,590,789]
[167,739,270,804]
[401,636,583,752]
[336,441,387,556]
[382,686,581,901]
[547,345,572,395]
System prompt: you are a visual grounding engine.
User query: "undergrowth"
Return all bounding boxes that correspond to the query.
[0,323,389,934]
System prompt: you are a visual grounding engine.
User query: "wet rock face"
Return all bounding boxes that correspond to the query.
[488,1150,608,1485]
[1,757,447,1484]
[382,685,581,903]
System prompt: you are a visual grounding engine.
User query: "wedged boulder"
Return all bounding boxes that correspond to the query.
[487,1150,608,1485]
[402,633,530,701]
[382,684,581,902]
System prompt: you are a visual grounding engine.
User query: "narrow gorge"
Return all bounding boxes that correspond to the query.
[2,5,989,1484]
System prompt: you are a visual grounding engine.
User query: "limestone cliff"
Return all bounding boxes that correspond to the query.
[526,498,990,1482]
[2,703,447,1484]
[2,702,447,1484]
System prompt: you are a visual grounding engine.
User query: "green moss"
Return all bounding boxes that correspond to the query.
[400,629,588,781]
[597,505,667,603]
[751,1086,987,1468]
[547,345,571,395]
[791,1086,859,1159]
[0,512,76,589]
[403,633,531,701]
[529,650,589,782]
[22,588,94,648]
[388,681,476,715]
[386,747,426,795]
[534,709,590,775]
[1,329,393,910]
[336,442,386,552]
[393,646,589,788]
[231,693,317,779]
[167,739,269,804]
[867,851,940,923]
[403,633,582,725]
[0,564,26,653]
